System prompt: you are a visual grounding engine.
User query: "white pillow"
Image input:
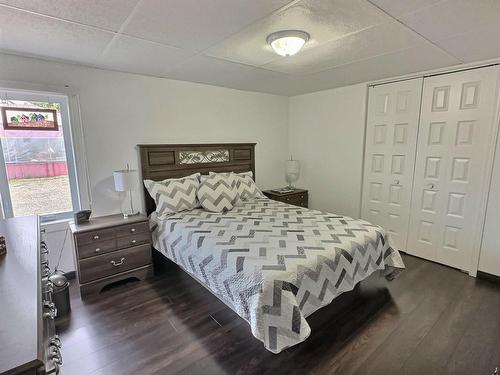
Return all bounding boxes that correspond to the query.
[197,174,238,212]
[144,173,200,216]
[209,171,265,200]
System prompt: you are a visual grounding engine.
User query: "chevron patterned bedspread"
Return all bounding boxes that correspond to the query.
[150,198,405,353]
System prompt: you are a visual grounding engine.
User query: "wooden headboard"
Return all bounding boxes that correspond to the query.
[137,143,256,215]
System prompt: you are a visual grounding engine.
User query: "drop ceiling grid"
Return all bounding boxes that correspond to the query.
[0,0,499,95]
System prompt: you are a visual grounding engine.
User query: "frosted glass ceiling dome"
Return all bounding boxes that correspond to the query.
[266,30,310,57]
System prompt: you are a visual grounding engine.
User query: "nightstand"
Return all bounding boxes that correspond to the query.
[263,189,308,208]
[69,214,153,298]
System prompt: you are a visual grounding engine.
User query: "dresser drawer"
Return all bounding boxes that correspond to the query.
[116,231,151,249]
[116,221,149,238]
[77,238,116,259]
[78,244,151,283]
[76,227,115,247]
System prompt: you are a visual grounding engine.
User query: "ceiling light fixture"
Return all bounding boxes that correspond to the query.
[266,30,310,57]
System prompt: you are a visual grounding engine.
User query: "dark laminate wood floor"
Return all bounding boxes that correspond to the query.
[56,254,500,375]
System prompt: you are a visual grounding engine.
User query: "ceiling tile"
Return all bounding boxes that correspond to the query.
[98,35,194,77]
[0,6,114,65]
[0,0,139,31]
[205,0,391,67]
[367,0,444,17]
[166,55,297,95]
[122,0,293,51]
[435,22,500,63]
[285,43,460,95]
[400,0,500,41]
[220,67,295,95]
[263,21,426,74]
[167,55,256,87]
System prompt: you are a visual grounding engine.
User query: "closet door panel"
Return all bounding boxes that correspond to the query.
[407,66,499,271]
[362,78,423,251]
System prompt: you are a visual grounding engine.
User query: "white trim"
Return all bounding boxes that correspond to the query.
[68,94,92,210]
[0,79,78,96]
[367,58,500,88]
[41,218,71,232]
[358,84,370,219]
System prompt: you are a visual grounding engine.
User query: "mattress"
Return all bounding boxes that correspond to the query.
[150,197,405,353]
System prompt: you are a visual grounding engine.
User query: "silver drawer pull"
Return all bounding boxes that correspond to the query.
[45,283,54,294]
[110,257,125,267]
[131,239,137,245]
[130,228,136,233]
[93,235,99,240]
[95,248,101,253]
[50,346,63,365]
[50,335,62,348]
[43,310,56,320]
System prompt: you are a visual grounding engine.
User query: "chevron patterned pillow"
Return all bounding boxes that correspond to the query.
[209,171,265,200]
[144,173,200,216]
[197,174,239,212]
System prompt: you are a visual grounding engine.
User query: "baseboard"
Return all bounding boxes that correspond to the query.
[477,271,500,284]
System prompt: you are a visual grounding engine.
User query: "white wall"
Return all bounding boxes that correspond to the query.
[0,52,289,271]
[288,83,367,218]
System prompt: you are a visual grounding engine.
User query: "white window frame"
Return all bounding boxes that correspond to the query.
[0,88,81,222]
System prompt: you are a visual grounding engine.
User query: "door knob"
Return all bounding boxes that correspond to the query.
[427,183,435,189]
[394,179,400,185]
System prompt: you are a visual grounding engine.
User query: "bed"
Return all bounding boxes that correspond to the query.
[138,143,405,354]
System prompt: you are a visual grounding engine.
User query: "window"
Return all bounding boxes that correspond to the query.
[0,89,80,222]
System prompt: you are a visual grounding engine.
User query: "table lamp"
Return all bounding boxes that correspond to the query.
[113,164,139,218]
[285,158,300,189]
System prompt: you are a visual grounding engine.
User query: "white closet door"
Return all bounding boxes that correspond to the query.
[362,78,423,251]
[407,66,499,271]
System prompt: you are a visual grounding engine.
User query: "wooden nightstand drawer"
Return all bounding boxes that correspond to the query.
[263,189,308,208]
[116,231,151,249]
[116,222,149,238]
[76,227,115,247]
[78,243,151,283]
[78,238,116,259]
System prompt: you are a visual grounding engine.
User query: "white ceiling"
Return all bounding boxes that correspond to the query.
[1,0,499,96]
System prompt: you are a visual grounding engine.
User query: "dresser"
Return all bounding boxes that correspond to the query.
[0,216,62,375]
[70,214,153,298]
[263,189,309,208]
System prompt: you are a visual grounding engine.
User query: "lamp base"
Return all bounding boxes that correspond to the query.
[122,211,140,219]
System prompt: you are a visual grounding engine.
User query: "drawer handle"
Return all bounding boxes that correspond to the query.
[110,257,125,267]
[130,228,136,233]
[131,239,137,245]
[93,235,100,240]
[50,335,62,348]
[95,248,101,253]
[43,311,56,320]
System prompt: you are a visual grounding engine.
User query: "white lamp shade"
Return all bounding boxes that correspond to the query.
[113,169,137,192]
[285,160,300,186]
[286,160,300,174]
